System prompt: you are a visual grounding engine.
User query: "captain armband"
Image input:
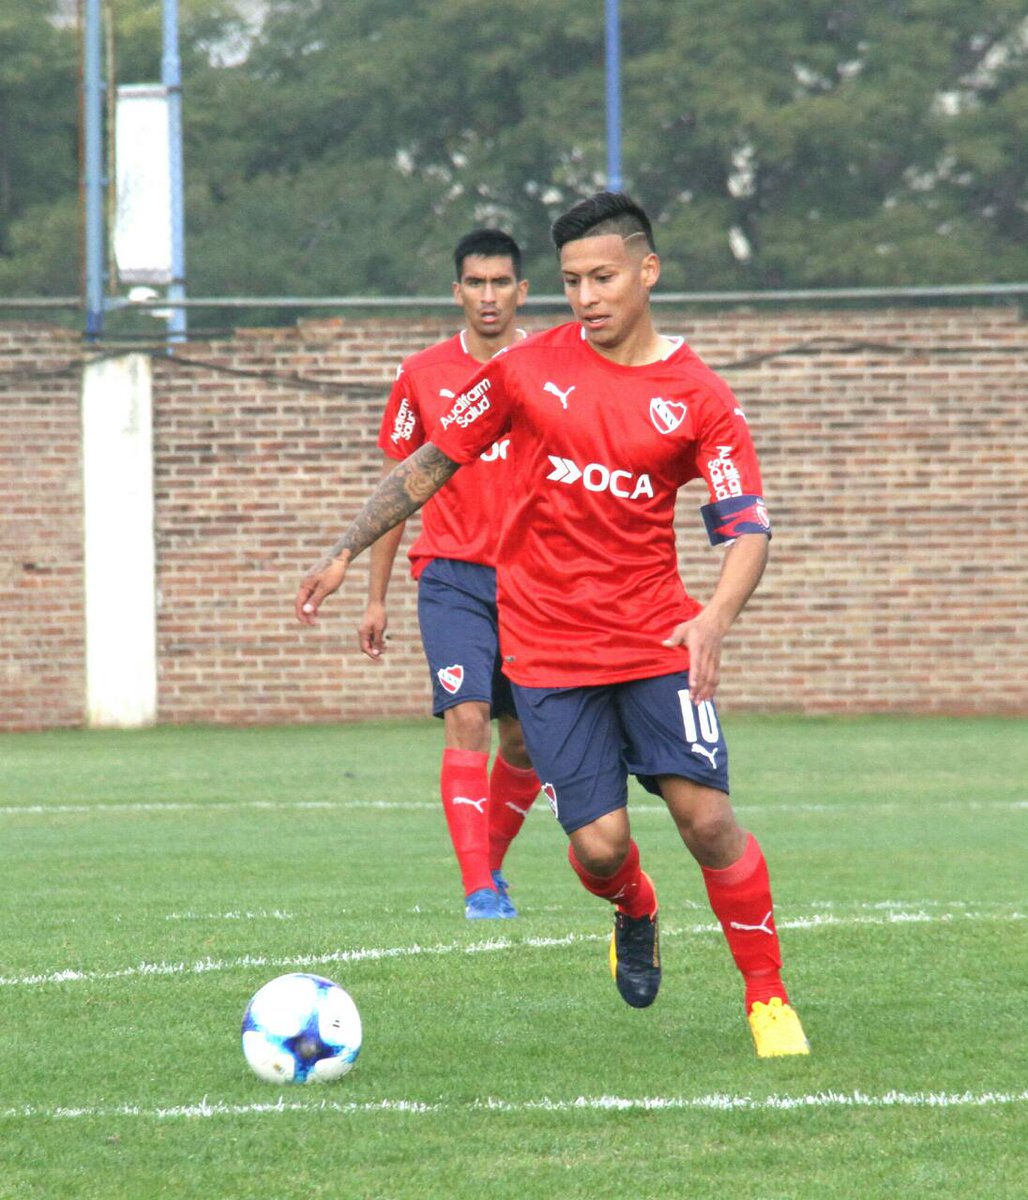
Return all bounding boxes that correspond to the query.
[700,494,773,546]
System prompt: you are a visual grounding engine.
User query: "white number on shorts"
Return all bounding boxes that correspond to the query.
[677,690,719,744]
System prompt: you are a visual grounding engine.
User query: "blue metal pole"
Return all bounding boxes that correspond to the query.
[163,0,187,343]
[605,0,622,192]
[83,0,105,340]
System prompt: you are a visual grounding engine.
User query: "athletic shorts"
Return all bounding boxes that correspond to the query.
[417,557,517,720]
[510,673,730,834]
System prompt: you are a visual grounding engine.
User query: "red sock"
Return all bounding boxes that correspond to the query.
[701,833,788,1012]
[567,839,657,919]
[487,755,540,871]
[440,748,493,896]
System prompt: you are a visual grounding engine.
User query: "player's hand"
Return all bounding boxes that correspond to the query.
[359,602,389,661]
[295,552,350,625]
[662,611,727,703]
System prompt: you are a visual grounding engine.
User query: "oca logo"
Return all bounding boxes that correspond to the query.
[546,456,654,501]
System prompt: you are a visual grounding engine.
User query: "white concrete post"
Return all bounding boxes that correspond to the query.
[81,353,158,726]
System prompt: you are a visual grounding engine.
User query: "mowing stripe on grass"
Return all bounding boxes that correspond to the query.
[1,906,1022,989]
[164,910,296,921]
[2,1089,1026,1122]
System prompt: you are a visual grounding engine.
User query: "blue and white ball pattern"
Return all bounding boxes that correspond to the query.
[242,972,362,1084]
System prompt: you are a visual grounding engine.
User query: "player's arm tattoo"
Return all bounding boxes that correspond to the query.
[327,443,460,561]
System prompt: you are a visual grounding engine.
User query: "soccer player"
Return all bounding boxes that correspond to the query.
[358,230,541,921]
[296,194,809,1057]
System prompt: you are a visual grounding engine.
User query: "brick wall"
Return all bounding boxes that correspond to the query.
[0,324,86,730]
[1,306,1026,730]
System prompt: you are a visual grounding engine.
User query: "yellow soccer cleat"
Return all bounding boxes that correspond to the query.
[748,997,810,1058]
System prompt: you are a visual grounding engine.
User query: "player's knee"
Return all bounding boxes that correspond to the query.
[497,721,531,769]
[569,833,628,877]
[682,809,740,859]
[443,702,491,750]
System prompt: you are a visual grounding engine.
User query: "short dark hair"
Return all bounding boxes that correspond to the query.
[453,229,523,280]
[551,192,656,254]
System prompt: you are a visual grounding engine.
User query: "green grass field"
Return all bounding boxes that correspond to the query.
[1,716,1025,1200]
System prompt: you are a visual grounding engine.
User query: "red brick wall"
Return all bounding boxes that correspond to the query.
[0,324,86,730]
[2,306,1026,730]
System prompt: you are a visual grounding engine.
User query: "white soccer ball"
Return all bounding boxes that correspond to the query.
[242,972,362,1084]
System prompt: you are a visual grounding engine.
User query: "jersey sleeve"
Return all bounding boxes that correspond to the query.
[429,356,513,465]
[693,392,773,545]
[377,364,425,461]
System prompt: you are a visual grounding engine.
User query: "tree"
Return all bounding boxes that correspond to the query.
[2,0,1026,310]
[629,0,1028,286]
[173,0,1028,294]
[0,0,78,290]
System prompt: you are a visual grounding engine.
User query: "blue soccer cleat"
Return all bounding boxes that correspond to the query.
[465,887,503,919]
[491,869,518,918]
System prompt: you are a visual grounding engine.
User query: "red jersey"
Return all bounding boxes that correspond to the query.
[378,332,514,577]
[430,322,771,687]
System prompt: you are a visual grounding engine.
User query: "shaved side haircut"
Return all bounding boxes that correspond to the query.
[551,192,656,254]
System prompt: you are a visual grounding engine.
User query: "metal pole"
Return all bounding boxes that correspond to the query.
[162,0,187,343]
[605,0,622,191]
[83,0,106,340]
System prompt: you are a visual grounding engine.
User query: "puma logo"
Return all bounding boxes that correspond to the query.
[452,796,488,814]
[543,381,575,409]
[729,910,775,936]
[691,742,719,769]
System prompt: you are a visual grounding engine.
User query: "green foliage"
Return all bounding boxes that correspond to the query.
[0,716,1026,1198]
[0,0,78,276]
[2,0,1027,306]
[0,194,79,295]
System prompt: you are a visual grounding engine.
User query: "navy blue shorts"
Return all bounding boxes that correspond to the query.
[510,673,730,834]
[417,558,517,719]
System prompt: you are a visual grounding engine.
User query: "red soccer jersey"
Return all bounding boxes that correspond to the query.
[378,332,514,577]
[430,322,771,687]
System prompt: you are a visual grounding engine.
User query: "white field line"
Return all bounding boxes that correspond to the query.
[1,906,1023,990]
[2,1089,1026,1123]
[1,798,1025,817]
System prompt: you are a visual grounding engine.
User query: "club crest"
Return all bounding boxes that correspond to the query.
[437,664,465,695]
[649,397,687,435]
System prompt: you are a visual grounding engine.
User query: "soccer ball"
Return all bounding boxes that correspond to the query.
[242,972,362,1084]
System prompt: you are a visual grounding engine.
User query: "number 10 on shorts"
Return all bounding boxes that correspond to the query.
[677,689,719,745]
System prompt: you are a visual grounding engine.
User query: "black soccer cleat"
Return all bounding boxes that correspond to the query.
[609,908,661,1008]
